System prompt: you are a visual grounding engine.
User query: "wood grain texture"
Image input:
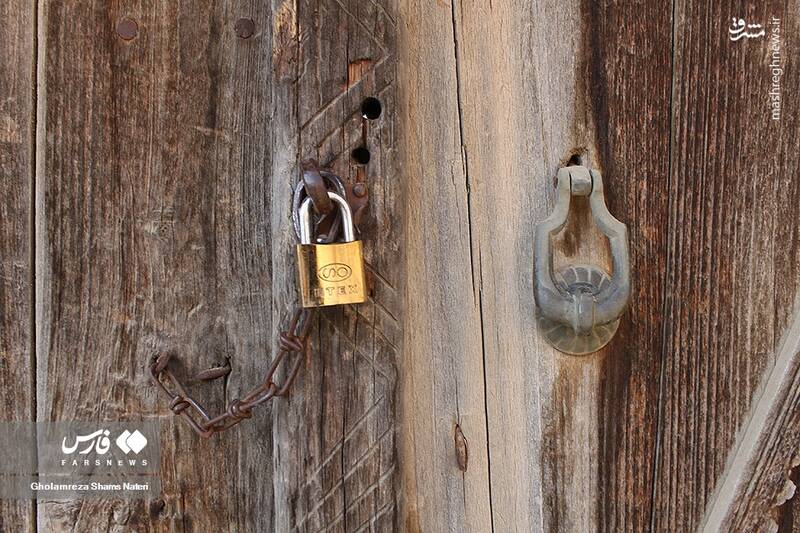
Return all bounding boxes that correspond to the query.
[396,1,493,532]
[652,0,800,530]
[701,299,800,532]
[399,0,671,530]
[0,0,35,531]
[37,0,279,530]
[777,466,800,533]
[269,0,401,531]
[33,0,399,530]
[21,0,800,530]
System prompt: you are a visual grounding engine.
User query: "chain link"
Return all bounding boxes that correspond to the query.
[150,307,316,438]
[151,161,367,437]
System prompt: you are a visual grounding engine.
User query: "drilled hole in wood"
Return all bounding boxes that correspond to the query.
[567,153,584,166]
[351,147,371,165]
[361,97,382,120]
[554,152,588,187]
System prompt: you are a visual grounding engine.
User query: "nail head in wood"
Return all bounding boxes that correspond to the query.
[235,18,255,39]
[116,17,138,41]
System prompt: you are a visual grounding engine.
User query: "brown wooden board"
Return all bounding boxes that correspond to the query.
[653,0,800,530]
[9,0,800,530]
[702,303,800,531]
[399,0,672,530]
[272,0,401,531]
[34,0,400,529]
[0,0,35,531]
[396,0,493,531]
[37,0,279,529]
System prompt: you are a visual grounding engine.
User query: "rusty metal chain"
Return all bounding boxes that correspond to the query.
[150,308,316,438]
[150,161,368,437]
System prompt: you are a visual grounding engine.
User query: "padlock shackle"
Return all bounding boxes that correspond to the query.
[299,192,355,244]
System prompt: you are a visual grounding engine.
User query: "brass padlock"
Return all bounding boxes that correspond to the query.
[296,191,367,308]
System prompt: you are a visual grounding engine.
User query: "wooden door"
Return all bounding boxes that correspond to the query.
[0,0,798,532]
[400,1,800,531]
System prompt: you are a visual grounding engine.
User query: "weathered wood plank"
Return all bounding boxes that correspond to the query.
[461,0,673,530]
[272,0,401,531]
[652,1,800,530]
[701,298,800,532]
[0,0,35,531]
[37,1,279,530]
[777,468,800,533]
[26,0,799,531]
[396,1,493,531]
[399,0,672,530]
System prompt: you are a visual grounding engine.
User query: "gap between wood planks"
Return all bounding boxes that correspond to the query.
[29,0,40,527]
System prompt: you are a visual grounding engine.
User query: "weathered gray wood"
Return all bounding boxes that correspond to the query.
[652,1,800,530]
[33,0,398,530]
[23,0,800,531]
[272,0,401,531]
[36,1,278,530]
[0,0,34,531]
[396,1,493,531]
[398,0,672,530]
[702,297,800,532]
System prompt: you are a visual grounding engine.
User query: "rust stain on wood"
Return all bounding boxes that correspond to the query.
[348,58,373,87]
[272,1,297,82]
[455,424,468,471]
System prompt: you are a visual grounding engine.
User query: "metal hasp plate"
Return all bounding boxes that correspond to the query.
[533,166,631,355]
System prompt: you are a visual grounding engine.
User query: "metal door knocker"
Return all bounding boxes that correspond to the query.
[533,165,630,355]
